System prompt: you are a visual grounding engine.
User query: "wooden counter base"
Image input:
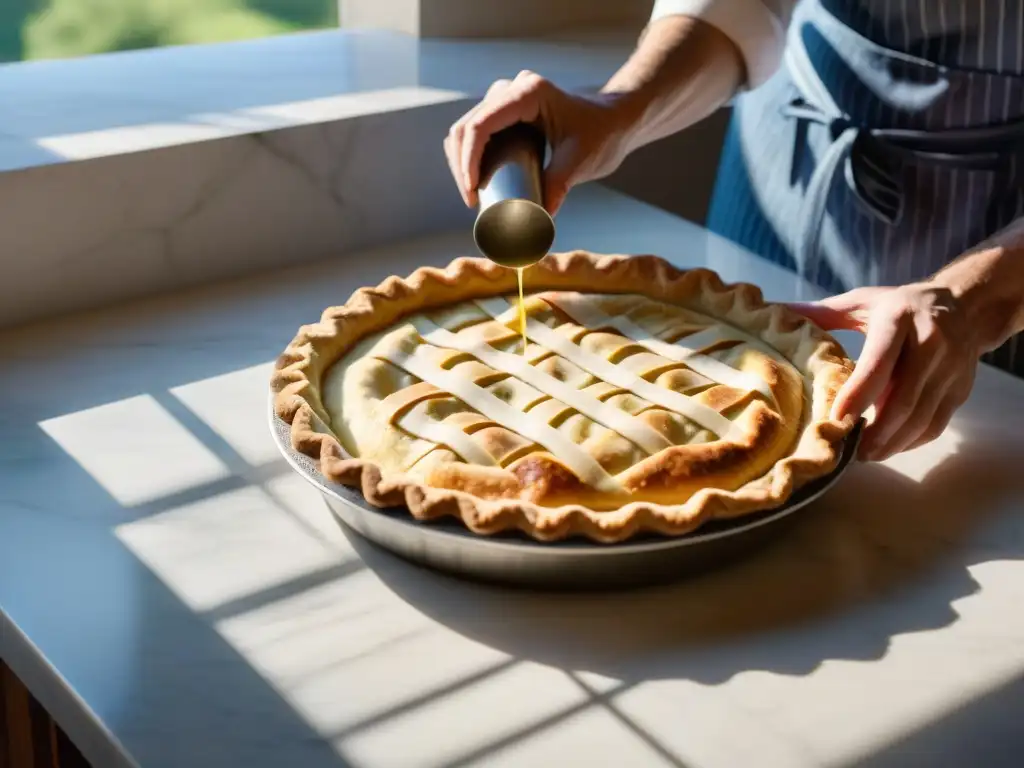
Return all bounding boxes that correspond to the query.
[1,661,88,768]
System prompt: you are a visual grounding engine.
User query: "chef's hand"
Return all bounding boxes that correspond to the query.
[786,282,980,461]
[444,71,634,215]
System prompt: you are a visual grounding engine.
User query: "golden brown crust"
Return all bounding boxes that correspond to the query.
[272,251,856,543]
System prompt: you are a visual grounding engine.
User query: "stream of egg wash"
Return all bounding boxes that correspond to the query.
[516,267,527,355]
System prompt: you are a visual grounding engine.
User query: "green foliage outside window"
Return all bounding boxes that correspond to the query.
[1,0,338,63]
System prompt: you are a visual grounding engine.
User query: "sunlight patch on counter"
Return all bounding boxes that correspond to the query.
[39,393,230,506]
[34,87,465,162]
[170,361,280,466]
[114,484,354,612]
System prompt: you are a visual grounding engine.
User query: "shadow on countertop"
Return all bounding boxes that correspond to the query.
[342,435,1024,687]
[853,668,1024,768]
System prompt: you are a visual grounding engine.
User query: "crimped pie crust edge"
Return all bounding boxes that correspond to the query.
[271,251,856,544]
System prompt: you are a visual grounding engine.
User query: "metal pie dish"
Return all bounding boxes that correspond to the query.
[271,403,863,591]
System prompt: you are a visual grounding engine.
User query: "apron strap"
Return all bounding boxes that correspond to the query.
[783,97,1024,281]
[780,0,1024,283]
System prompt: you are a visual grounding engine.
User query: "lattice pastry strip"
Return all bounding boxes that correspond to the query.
[408,315,673,455]
[373,335,623,493]
[361,294,774,494]
[473,296,750,441]
[542,291,775,400]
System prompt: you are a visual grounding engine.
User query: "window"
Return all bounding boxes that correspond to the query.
[1,0,339,63]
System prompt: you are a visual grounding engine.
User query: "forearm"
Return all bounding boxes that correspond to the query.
[932,216,1024,352]
[599,15,744,154]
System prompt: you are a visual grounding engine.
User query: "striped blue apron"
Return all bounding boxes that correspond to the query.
[707,0,1024,373]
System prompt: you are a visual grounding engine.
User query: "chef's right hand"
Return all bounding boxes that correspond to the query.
[444,70,635,215]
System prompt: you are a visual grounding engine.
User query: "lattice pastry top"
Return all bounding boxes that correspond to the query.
[272,252,856,543]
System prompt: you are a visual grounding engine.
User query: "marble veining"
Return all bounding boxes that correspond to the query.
[2,187,1024,768]
[0,97,475,328]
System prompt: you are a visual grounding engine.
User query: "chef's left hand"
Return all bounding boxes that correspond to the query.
[786,282,981,461]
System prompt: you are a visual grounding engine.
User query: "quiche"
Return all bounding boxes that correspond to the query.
[272,252,856,543]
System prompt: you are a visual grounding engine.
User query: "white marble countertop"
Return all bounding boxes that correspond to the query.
[2,185,1024,768]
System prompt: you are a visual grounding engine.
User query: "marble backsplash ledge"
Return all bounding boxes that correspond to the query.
[0,28,631,174]
[0,26,730,332]
[0,98,478,330]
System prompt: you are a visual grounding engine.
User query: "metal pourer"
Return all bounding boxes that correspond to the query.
[472,122,555,268]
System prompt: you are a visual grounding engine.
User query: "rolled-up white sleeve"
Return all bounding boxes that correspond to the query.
[649,0,795,88]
